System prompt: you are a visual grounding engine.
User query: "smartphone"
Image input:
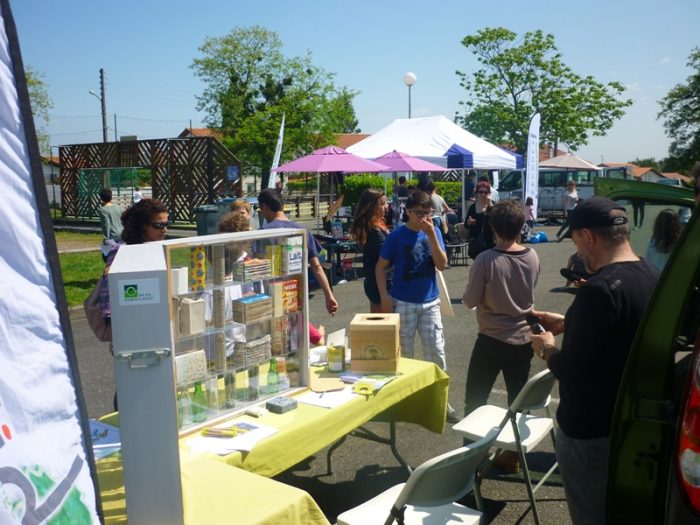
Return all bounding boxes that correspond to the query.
[525,313,545,334]
[560,268,586,281]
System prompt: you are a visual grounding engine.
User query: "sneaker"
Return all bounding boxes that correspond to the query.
[446,403,461,424]
[492,450,520,474]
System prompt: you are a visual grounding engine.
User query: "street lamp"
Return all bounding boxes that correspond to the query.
[403,72,416,119]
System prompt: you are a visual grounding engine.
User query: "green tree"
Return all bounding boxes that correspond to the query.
[26,65,53,156]
[630,157,660,169]
[455,27,632,153]
[191,26,359,189]
[658,47,700,172]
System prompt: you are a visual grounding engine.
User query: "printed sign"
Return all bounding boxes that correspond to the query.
[118,278,161,306]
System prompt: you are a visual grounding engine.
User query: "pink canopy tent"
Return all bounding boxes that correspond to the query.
[274,145,389,174]
[372,150,448,223]
[274,145,389,231]
[372,150,448,172]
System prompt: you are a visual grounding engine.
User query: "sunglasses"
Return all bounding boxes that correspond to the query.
[150,221,169,230]
[476,190,489,195]
[410,209,431,217]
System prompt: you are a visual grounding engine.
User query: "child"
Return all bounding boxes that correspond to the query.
[375,189,449,368]
[375,190,455,421]
[524,196,535,229]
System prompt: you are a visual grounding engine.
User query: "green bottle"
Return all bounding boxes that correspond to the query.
[192,381,208,423]
[267,357,279,394]
[177,389,192,429]
[248,365,259,401]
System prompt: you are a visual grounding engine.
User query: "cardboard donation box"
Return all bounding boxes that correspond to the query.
[349,313,400,373]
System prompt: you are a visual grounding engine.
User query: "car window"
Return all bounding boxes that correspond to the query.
[610,198,691,266]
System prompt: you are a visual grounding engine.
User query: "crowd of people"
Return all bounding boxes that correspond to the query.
[91,162,700,524]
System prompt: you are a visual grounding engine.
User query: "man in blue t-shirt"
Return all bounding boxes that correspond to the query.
[376,190,448,372]
[258,189,338,316]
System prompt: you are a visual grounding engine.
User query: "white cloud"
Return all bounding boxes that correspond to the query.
[624,82,642,92]
[658,57,671,65]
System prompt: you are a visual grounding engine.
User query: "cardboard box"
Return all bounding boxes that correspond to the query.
[179,297,206,336]
[349,313,400,373]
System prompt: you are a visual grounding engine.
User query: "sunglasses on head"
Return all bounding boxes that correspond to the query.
[150,221,169,230]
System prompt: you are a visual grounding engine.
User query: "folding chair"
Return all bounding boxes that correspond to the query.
[445,223,468,267]
[336,427,500,525]
[452,370,557,525]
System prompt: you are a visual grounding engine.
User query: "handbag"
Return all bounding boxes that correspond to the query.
[84,278,112,342]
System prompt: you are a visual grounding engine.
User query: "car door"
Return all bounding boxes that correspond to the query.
[596,178,699,524]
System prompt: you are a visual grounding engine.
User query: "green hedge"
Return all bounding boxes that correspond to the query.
[286,180,318,192]
[340,175,393,207]
[434,182,462,205]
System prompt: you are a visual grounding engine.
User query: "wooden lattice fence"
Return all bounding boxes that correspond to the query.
[59,137,241,222]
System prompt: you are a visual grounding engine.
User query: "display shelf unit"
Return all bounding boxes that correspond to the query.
[108,228,309,524]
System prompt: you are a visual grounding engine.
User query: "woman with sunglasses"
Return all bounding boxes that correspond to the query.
[464,181,495,260]
[97,199,169,409]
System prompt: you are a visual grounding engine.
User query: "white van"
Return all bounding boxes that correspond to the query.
[497,167,628,218]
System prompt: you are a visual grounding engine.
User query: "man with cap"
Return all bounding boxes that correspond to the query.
[530,196,659,525]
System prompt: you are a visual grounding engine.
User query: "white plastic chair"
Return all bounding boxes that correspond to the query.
[452,369,557,525]
[336,427,500,525]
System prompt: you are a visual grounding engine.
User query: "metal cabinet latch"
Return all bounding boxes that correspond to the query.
[115,348,171,369]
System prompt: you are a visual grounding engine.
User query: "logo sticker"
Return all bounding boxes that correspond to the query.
[117,278,160,306]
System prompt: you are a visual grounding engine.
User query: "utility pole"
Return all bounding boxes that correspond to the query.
[99,68,108,142]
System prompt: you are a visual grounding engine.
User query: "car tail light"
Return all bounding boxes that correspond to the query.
[678,350,700,512]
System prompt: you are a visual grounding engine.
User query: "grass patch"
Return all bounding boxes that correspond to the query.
[54,230,102,246]
[59,251,104,307]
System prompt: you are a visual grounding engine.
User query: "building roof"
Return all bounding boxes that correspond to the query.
[661,172,691,184]
[178,127,223,139]
[598,162,663,179]
[40,155,60,167]
[335,133,370,150]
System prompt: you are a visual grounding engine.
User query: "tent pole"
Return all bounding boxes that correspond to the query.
[316,173,322,233]
[461,168,466,220]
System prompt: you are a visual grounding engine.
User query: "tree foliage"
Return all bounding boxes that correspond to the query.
[192,26,360,189]
[658,47,700,172]
[26,65,53,156]
[455,27,632,154]
[630,157,662,170]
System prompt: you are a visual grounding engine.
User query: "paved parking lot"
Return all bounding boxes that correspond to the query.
[72,224,576,524]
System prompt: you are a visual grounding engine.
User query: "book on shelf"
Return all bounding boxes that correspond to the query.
[266,245,282,277]
[281,236,304,275]
[282,279,299,313]
[232,293,272,323]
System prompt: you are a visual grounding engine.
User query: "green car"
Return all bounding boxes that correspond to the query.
[595,178,699,523]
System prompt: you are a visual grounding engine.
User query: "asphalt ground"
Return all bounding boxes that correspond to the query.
[70,223,576,524]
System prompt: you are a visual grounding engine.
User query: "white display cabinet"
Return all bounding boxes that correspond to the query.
[108,228,309,525]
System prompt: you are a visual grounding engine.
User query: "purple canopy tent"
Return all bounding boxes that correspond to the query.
[274,145,389,231]
[373,150,448,223]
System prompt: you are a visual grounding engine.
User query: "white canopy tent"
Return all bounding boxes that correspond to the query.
[540,153,601,170]
[347,115,519,170]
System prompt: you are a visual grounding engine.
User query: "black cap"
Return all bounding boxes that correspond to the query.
[559,197,628,240]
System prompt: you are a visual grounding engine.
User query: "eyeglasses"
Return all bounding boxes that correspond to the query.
[410,209,431,217]
[150,221,169,230]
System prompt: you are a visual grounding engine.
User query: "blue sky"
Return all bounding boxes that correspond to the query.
[12,0,699,164]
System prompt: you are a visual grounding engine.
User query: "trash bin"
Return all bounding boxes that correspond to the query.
[217,197,236,221]
[195,205,219,236]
